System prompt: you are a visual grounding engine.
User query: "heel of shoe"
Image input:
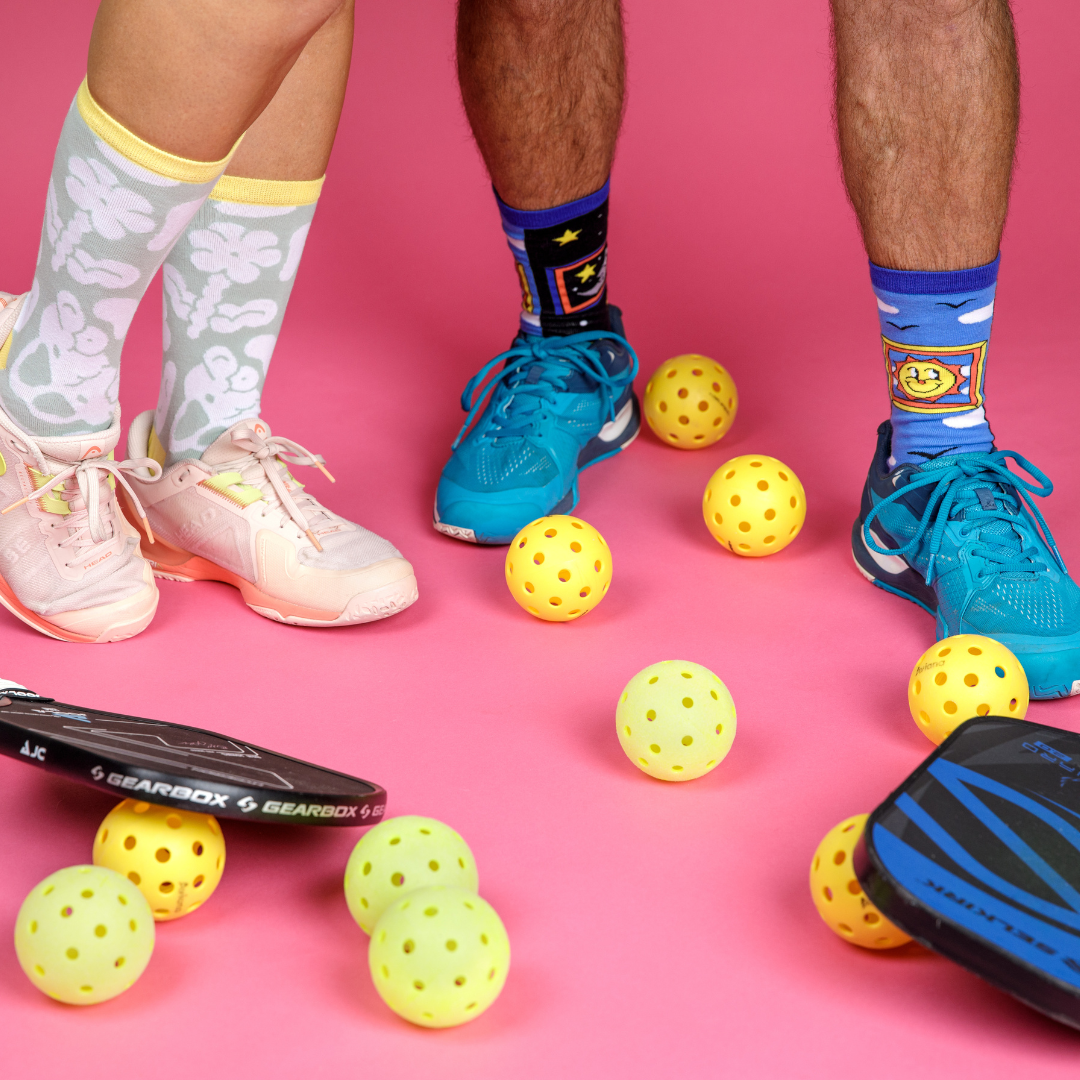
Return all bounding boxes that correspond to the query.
[851,517,938,616]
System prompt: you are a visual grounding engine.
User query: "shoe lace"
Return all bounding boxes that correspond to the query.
[229,425,336,552]
[1,452,163,553]
[863,450,1065,586]
[451,331,639,449]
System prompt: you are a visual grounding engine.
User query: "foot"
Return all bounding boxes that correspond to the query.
[121,412,418,627]
[853,420,1080,699]
[0,397,159,643]
[434,305,640,545]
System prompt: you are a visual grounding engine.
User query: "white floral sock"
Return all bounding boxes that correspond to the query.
[1,80,235,437]
[153,175,322,465]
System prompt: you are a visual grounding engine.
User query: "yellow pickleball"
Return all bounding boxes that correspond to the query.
[369,886,510,1028]
[93,800,226,921]
[810,815,911,950]
[643,354,738,448]
[616,660,736,781]
[14,865,155,1004]
[908,634,1028,744]
[344,816,479,934]
[505,514,612,621]
[702,454,806,556]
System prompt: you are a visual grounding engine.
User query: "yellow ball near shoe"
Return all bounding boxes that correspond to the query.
[810,815,911,950]
[14,865,155,1004]
[505,514,612,621]
[643,355,738,448]
[369,886,510,1028]
[908,634,1029,745]
[702,455,806,556]
[344,816,479,934]
[92,800,226,920]
[616,660,736,781]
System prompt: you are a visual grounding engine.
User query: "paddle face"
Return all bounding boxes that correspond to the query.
[857,716,1080,1028]
[0,682,385,826]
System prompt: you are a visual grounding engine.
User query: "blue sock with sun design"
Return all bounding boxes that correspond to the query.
[497,180,610,337]
[872,255,999,468]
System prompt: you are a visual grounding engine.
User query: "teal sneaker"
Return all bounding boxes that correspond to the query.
[853,421,1080,699]
[433,306,640,545]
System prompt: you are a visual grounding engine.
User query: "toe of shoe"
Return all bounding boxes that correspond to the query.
[47,580,159,643]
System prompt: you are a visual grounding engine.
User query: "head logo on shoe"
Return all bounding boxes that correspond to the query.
[81,446,102,460]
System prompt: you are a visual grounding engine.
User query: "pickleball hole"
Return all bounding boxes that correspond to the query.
[94,925,107,938]
[725,470,735,479]
[127,873,140,887]
[935,672,947,686]
[638,758,648,766]
[764,509,776,520]
[650,744,661,754]
[159,882,175,894]
[964,673,979,687]
[115,957,125,968]
[649,676,659,684]
[977,704,990,716]
[414,980,425,991]
[66,948,78,960]
[389,837,401,846]
[165,814,182,829]
[61,907,73,918]
[672,765,684,772]
[714,512,723,525]
[838,924,854,935]
[764,535,776,544]
[711,690,719,699]
[919,711,930,726]
[192,841,204,857]
[155,848,171,863]
[392,873,405,887]
[34,966,44,976]
[943,701,957,714]
[939,647,952,657]
[29,921,37,933]
[81,889,93,898]
[624,725,631,736]
[465,901,475,911]
[466,1002,478,1011]
[429,860,439,872]
[489,968,497,980]
[822,886,833,901]
[847,880,861,895]
[681,672,692,679]
[548,597,562,606]
[682,697,694,708]
[216,856,222,870]
[678,415,690,425]
[124,836,136,850]
[757,480,769,491]
[1010,699,1018,711]
[778,470,789,481]
[381,965,389,978]
[360,898,368,908]
[864,912,881,925]
[580,586,591,597]
[533,553,544,565]
[129,920,137,932]
[833,850,846,866]
[996,666,1006,678]
[730,495,741,506]
[751,461,762,467]
[594,560,602,572]
[424,907,438,917]
[480,932,488,944]
[841,823,856,833]
[558,569,571,582]
[194,875,205,888]
[682,735,694,746]
[43,887,53,896]
[446,940,457,951]
[80,985,92,994]
[455,976,466,986]
[716,724,723,734]
[571,521,584,530]
[458,857,466,869]
[677,387,688,398]
[969,646,984,656]
[99,829,108,844]
[915,680,922,694]
[403,940,415,954]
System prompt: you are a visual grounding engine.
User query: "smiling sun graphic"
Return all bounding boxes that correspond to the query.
[895,356,965,402]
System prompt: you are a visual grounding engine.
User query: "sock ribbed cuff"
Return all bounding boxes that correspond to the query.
[869,254,1000,296]
[496,179,610,230]
[209,174,324,207]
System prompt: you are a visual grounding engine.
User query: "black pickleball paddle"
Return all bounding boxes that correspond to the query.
[856,715,1080,1029]
[0,678,386,826]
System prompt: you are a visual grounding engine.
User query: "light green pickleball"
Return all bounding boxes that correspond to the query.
[14,865,155,1005]
[369,886,510,1028]
[344,816,479,934]
[616,660,737,781]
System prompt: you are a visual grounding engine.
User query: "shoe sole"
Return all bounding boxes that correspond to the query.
[0,568,158,643]
[434,393,641,544]
[121,495,418,627]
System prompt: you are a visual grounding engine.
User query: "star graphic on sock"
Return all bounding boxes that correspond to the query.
[575,262,597,283]
[553,228,581,246]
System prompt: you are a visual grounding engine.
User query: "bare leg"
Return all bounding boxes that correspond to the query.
[87,0,349,163]
[457,0,625,209]
[832,0,1018,270]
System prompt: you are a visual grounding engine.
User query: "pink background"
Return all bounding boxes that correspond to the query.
[3,0,1080,1075]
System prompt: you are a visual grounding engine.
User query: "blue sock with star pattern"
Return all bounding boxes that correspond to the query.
[497,180,610,337]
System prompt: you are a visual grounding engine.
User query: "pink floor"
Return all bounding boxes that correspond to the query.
[4,1,1080,1075]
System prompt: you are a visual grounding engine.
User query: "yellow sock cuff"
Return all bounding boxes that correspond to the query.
[209,174,324,207]
[77,79,240,186]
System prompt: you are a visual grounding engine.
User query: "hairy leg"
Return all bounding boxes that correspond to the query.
[457,0,625,209]
[832,0,1019,270]
[87,0,349,163]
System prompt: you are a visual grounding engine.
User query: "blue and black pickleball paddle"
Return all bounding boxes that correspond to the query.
[857,715,1080,1028]
[0,677,386,827]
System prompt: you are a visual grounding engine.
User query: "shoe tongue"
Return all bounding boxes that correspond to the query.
[36,427,120,468]
[200,418,273,466]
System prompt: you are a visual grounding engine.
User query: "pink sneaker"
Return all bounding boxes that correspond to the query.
[0,398,160,642]
[122,412,418,626]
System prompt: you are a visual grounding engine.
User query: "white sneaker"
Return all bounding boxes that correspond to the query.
[123,412,418,626]
[0,349,160,643]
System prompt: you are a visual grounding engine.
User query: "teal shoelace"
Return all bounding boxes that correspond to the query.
[863,450,1066,586]
[452,331,639,449]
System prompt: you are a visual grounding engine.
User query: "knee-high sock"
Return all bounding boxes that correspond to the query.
[153,174,322,465]
[872,256,999,468]
[0,80,234,436]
